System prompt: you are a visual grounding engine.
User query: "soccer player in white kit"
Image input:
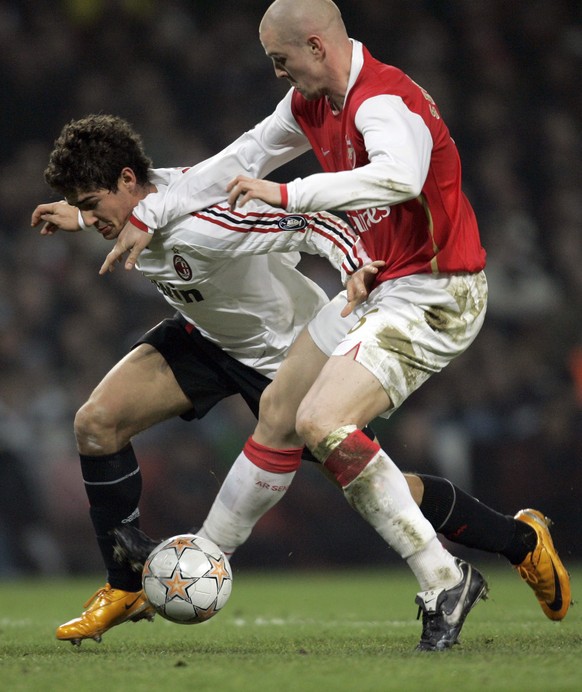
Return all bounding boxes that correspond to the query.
[100,0,571,650]
[33,113,362,645]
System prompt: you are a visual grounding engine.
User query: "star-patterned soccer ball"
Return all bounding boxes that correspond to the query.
[142,534,233,624]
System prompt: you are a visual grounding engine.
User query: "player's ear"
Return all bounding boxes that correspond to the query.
[120,167,137,189]
[307,35,324,59]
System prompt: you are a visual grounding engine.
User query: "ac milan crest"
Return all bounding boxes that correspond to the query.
[173,254,192,281]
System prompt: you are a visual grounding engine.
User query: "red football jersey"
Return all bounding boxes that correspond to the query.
[291,46,486,281]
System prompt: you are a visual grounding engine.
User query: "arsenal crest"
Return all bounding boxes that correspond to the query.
[345,136,356,169]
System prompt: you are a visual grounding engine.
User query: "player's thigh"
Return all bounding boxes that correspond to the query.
[296,354,391,442]
[255,327,329,447]
[85,344,192,432]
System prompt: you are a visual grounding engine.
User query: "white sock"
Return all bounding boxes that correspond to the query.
[344,450,460,590]
[407,538,462,591]
[198,451,295,557]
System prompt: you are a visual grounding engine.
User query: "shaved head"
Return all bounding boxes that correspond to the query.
[259,0,352,109]
[260,0,346,45]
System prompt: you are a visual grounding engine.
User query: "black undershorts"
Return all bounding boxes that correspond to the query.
[133,312,271,421]
[134,312,375,461]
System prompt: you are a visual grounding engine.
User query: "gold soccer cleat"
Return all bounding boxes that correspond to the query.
[514,509,571,621]
[56,584,155,646]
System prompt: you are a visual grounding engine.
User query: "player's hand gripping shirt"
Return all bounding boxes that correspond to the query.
[136,168,357,378]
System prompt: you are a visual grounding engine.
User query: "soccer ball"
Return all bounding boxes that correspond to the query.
[142,534,233,624]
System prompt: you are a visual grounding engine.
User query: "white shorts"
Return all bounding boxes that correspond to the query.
[308,271,488,417]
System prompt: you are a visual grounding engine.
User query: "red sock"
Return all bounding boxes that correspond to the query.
[324,430,380,487]
[244,436,303,473]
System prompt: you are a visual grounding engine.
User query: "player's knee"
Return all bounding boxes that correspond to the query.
[74,399,119,454]
[295,403,325,450]
[257,383,300,444]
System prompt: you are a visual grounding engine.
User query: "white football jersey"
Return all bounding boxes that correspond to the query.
[135,168,357,377]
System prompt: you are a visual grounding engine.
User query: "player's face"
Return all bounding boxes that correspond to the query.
[261,28,325,101]
[70,175,139,240]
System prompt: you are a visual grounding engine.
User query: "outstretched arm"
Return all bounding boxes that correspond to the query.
[227,95,432,214]
[103,94,309,273]
[131,94,309,232]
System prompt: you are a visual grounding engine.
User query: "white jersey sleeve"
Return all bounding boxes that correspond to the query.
[181,202,358,274]
[132,91,309,231]
[286,94,433,212]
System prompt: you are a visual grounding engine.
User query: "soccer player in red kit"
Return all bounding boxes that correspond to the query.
[101,0,570,650]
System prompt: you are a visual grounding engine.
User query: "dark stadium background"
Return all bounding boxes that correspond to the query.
[0,0,580,576]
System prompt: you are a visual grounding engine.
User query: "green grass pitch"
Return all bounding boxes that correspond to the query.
[0,566,579,691]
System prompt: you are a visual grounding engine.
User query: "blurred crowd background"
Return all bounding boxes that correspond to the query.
[0,0,581,577]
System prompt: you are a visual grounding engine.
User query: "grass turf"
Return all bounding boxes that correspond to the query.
[0,566,579,691]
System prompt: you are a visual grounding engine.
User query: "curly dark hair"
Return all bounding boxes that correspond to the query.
[44,114,152,198]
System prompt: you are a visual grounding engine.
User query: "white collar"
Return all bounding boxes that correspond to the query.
[330,39,364,112]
